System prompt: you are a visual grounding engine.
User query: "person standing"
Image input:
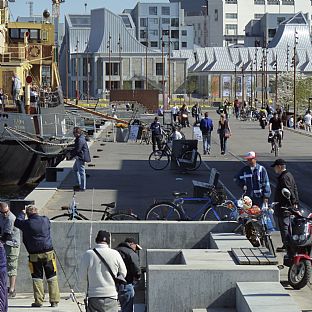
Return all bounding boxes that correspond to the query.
[171,104,178,122]
[116,237,142,312]
[70,127,91,191]
[79,230,127,312]
[12,73,24,113]
[0,202,20,298]
[199,112,213,155]
[217,114,231,155]
[179,104,190,127]
[303,110,312,132]
[14,205,60,308]
[234,151,271,207]
[191,103,201,125]
[271,159,299,252]
[0,241,8,312]
[150,117,162,152]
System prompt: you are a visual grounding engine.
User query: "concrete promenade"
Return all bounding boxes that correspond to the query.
[9,110,312,311]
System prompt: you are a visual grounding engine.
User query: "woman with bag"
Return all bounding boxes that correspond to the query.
[217,114,231,155]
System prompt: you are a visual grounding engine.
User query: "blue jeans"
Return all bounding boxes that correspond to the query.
[202,132,212,153]
[118,283,134,312]
[73,159,86,190]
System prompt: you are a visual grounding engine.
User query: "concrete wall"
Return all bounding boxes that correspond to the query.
[15,221,237,292]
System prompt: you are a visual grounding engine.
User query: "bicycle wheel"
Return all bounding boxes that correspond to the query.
[274,139,279,157]
[202,205,233,221]
[109,212,140,221]
[145,202,181,220]
[148,150,170,170]
[180,150,202,171]
[263,234,276,257]
[50,213,83,221]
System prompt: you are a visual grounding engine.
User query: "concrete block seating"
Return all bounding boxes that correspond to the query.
[236,282,301,312]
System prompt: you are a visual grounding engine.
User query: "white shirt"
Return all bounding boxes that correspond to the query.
[304,113,312,125]
[79,243,127,298]
[172,131,183,140]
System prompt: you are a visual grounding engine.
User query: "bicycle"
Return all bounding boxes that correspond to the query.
[140,125,151,145]
[148,142,202,171]
[269,129,282,156]
[51,191,140,221]
[145,187,232,221]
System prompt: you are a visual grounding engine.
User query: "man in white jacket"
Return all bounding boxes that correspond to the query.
[79,230,127,312]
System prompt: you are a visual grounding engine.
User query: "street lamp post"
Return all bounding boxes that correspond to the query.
[293,30,298,129]
[234,64,237,100]
[75,38,79,104]
[241,63,245,105]
[261,48,264,107]
[161,30,166,110]
[273,55,278,107]
[250,61,253,108]
[85,41,89,104]
[117,34,123,90]
[107,34,112,91]
[145,30,148,90]
[254,48,258,102]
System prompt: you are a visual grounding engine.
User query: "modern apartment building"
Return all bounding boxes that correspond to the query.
[174,0,312,47]
[129,2,194,51]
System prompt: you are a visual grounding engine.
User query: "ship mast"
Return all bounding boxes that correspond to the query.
[52,0,65,63]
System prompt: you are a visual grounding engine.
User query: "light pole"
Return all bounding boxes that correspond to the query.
[117,34,123,90]
[85,41,89,103]
[250,61,253,108]
[293,30,298,129]
[168,29,171,102]
[260,48,264,107]
[75,38,79,104]
[234,64,237,100]
[273,55,278,107]
[107,34,112,91]
[161,29,166,110]
[254,48,258,102]
[145,30,148,90]
[241,63,245,105]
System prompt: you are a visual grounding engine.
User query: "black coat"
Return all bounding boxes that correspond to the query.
[274,170,299,213]
[116,242,141,284]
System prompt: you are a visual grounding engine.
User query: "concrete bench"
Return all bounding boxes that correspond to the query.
[193,309,236,312]
[236,282,301,312]
[210,232,253,250]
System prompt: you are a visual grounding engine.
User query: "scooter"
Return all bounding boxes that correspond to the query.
[281,188,312,289]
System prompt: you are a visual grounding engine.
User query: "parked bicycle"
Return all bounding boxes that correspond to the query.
[145,187,230,221]
[148,141,202,171]
[51,192,139,221]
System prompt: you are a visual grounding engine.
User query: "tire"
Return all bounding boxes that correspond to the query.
[274,140,279,157]
[145,202,181,220]
[50,213,83,221]
[109,212,140,221]
[202,205,233,221]
[288,259,312,290]
[180,150,202,171]
[148,150,170,170]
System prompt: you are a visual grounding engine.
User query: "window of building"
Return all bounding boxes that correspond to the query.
[140,18,147,27]
[149,6,157,15]
[171,30,179,39]
[268,28,276,37]
[106,63,120,76]
[225,0,237,3]
[225,13,237,19]
[173,41,179,50]
[225,24,237,35]
[214,9,218,21]
[149,29,158,36]
[267,0,280,4]
[140,30,147,39]
[254,0,265,4]
[150,41,158,47]
[42,65,51,87]
[277,17,285,24]
[171,18,179,27]
[182,42,187,48]
[149,18,158,25]
[181,30,187,36]
[156,63,163,76]
[254,13,264,19]
[161,6,170,15]
[162,18,170,24]
[282,0,294,4]
[135,81,144,89]
[162,29,169,36]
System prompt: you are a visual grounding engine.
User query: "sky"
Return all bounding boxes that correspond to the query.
[8,0,170,22]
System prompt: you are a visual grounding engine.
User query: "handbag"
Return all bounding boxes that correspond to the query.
[93,248,127,286]
[224,129,230,138]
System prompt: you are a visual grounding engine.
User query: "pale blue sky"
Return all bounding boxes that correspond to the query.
[9,0,170,22]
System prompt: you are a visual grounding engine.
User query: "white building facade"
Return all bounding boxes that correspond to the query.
[184,0,312,47]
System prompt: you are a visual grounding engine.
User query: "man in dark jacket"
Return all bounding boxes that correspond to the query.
[199,112,213,155]
[271,159,299,252]
[70,127,91,191]
[150,117,162,152]
[116,237,142,312]
[14,205,60,308]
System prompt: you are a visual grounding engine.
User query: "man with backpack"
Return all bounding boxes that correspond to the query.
[199,112,213,155]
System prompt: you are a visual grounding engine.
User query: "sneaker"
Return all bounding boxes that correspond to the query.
[31,302,42,307]
[8,289,16,298]
[276,245,287,252]
[51,302,58,307]
[203,151,207,155]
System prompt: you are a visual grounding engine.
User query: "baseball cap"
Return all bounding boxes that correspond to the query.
[244,151,256,159]
[95,230,110,244]
[125,237,142,250]
[271,158,286,167]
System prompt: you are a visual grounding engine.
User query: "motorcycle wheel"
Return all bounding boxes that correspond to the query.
[288,259,312,290]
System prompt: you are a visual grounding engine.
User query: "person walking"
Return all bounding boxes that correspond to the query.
[69,127,91,191]
[271,159,299,252]
[116,237,142,312]
[150,117,162,152]
[14,205,60,308]
[179,104,190,127]
[79,230,127,312]
[191,103,201,125]
[217,114,231,155]
[234,151,271,207]
[171,104,178,122]
[199,112,213,155]
[0,202,20,298]
[0,240,8,312]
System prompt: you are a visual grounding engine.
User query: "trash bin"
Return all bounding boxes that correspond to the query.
[171,140,198,169]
